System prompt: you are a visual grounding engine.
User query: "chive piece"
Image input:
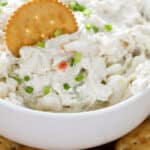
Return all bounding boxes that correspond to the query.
[85,23,93,30]
[54,29,63,37]
[75,73,84,82]
[24,75,30,81]
[12,76,22,84]
[63,83,71,90]
[43,85,51,95]
[0,1,8,6]
[85,23,99,33]
[83,9,92,17]
[25,86,34,94]
[69,57,75,67]
[69,2,86,12]
[74,52,82,64]
[37,41,45,48]
[69,52,82,67]
[69,2,78,11]
[77,4,86,11]
[92,25,99,33]
[104,24,113,31]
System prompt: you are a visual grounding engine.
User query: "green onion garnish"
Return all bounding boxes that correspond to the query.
[69,57,75,67]
[25,86,34,94]
[75,73,84,82]
[92,25,99,33]
[69,2,86,12]
[0,1,8,6]
[85,23,99,33]
[85,23,93,30]
[43,85,51,95]
[83,9,92,17]
[54,29,63,37]
[69,52,82,67]
[74,52,82,64]
[12,76,22,84]
[104,24,113,31]
[37,41,45,48]
[24,75,30,81]
[63,83,71,90]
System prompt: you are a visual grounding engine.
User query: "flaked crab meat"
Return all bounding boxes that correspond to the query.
[0,0,150,112]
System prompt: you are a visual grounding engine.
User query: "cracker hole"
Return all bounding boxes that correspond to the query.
[35,15,39,20]
[41,33,45,38]
[131,140,139,145]
[25,28,30,33]
[49,20,54,25]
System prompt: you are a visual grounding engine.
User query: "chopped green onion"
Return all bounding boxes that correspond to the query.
[63,83,71,90]
[85,23,99,33]
[54,29,63,37]
[43,85,51,95]
[24,75,30,81]
[104,24,113,31]
[92,25,99,33]
[37,41,45,48]
[83,9,92,17]
[85,23,93,30]
[25,86,34,94]
[74,52,82,64]
[69,57,75,67]
[12,76,22,84]
[0,1,8,6]
[75,73,84,82]
[69,2,86,12]
[69,52,82,67]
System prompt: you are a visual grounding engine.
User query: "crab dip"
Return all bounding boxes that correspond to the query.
[0,0,150,112]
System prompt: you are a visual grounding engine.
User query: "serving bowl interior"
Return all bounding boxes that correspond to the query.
[0,87,150,149]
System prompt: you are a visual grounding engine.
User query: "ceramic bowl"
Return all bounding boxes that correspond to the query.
[0,88,150,149]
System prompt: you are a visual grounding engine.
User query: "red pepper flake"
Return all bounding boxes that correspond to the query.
[57,60,68,71]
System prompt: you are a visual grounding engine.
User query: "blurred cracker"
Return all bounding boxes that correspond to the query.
[116,118,150,150]
[0,136,20,150]
[0,136,39,150]
[5,0,78,57]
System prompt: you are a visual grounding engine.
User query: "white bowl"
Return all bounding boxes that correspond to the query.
[0,88,150,150]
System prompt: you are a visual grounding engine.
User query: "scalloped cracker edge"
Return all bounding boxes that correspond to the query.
[5,0,78,56]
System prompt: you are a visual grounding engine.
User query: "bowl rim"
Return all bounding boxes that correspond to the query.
[0,87,150,117]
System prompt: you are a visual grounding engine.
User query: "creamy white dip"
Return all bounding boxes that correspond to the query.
[0,0,150,112]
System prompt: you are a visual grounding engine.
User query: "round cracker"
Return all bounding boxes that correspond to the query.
[115,118,150,150]
[5,0,78,57]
